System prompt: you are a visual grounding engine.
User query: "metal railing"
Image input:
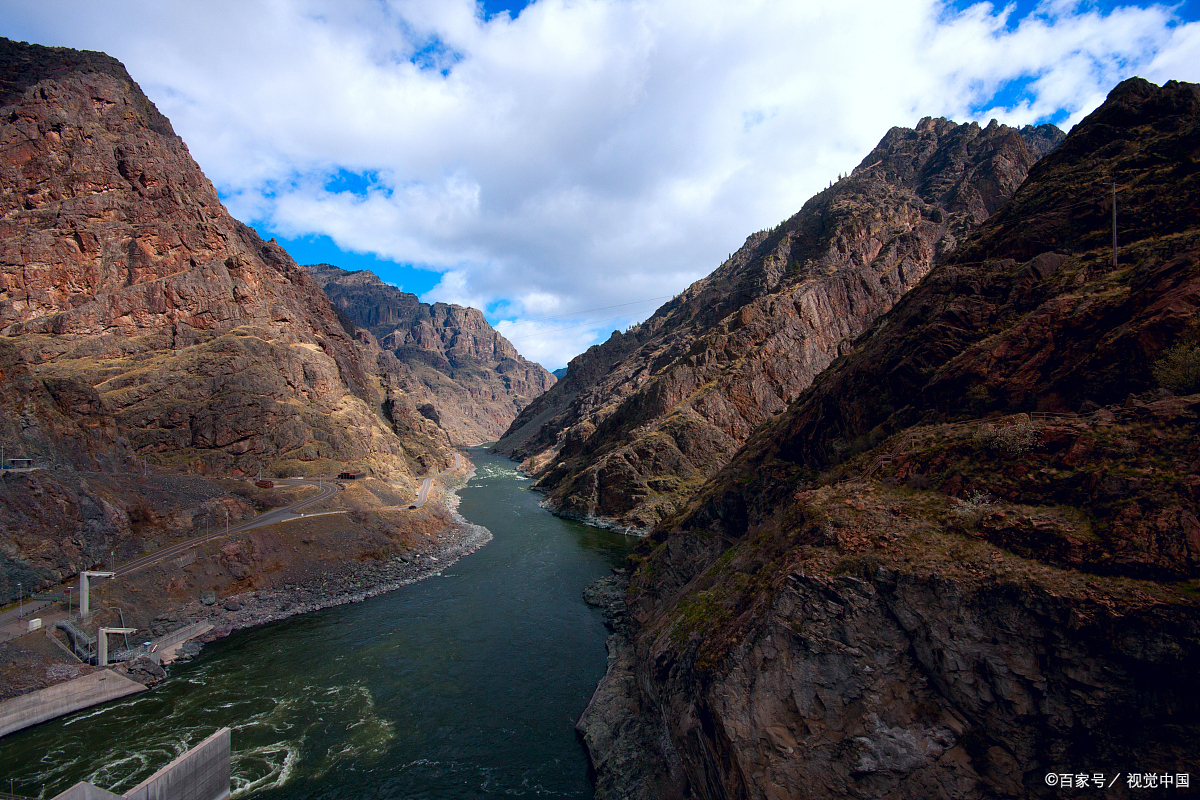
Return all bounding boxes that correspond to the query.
[0,790,41,800]
[55,619,95,661]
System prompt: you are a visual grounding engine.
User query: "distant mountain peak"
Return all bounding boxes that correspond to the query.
[497,114,1064,531]
[305,263,555,445]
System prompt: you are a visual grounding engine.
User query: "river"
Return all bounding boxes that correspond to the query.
[0,450,631,799]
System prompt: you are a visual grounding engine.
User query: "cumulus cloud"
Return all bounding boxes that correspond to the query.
[2,0,1198,368]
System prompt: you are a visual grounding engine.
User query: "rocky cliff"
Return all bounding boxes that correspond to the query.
[307,263,555,445]
[498,117,1063,532]
[579,78,1200,799]
[0,38,452,603]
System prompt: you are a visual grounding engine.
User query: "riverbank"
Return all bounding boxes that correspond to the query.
[0,458,489,713]
[166,459,490,656]
[577,571,674,800]
[0,450,629,798]
[0,669,147,739]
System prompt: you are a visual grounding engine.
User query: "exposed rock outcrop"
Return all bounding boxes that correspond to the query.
[307,264,555,445]
[0,38,452,602]
[0,38,450,479]
[498,116,1063,531]
[583,78,1200,799]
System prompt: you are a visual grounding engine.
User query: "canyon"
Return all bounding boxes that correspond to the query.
[2,32,1199,800]
[307,263,555,446]
[0,38,537,624]
[497,115,1063,533]
[579,77,1200,799]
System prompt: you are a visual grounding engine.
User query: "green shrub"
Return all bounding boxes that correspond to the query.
[973,421,1038,455]
[1152,341,1200,395]
[950,490,993,530]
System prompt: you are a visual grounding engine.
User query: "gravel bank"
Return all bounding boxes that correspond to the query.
[165,463,491,657]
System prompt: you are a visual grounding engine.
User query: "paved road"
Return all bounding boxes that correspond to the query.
[0,600,52,642]
[413,453,464,508]
[113,478,339,577]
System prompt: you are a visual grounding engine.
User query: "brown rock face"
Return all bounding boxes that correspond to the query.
[0,38,453,602]
[307,264,555,445]
[0,38,447,478]
[583,79,1200,800]
[687,78,1200,542]
[498,117,1062,531]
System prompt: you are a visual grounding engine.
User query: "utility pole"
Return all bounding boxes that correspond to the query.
[224,506,229,534]
[1112,182,1118,268]
[17,582,22,619]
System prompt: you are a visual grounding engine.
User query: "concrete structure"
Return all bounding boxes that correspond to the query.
[45,626,83,662]
[0,670,146,738]
[51,783,122,800]
[79,571,114,618]
[52,728,230,800]
[150,622,213,665]
[97,627,137,667]
[56,619,96,661]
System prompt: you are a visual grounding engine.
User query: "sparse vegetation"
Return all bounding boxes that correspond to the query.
[1152,339,1200,394]
[951,490,993,528]
[973,420,1038,455]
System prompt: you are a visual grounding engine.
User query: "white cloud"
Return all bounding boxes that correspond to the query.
[495,315,643,371]
[2,0,1198,368]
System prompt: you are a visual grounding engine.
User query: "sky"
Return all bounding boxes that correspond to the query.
[2,1,1199,369]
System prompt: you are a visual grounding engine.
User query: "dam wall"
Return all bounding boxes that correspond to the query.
[0,671,146,739]
[52,728,230,800]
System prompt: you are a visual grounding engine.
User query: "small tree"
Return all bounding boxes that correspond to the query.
[973,420,1038,456]
[1152,340,1200,395]
[952,490,993,525]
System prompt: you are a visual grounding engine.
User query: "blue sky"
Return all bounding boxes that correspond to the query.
[255,0,534,299]
[480,0,534,20]
[4,0,1199,368]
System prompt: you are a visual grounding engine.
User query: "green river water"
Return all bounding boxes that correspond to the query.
[0,450,632,799]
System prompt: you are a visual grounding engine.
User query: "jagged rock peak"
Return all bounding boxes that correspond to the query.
[0,38,173,135]
[306,263,555,445]
[585,78,1200,800]
[498,113,1063,531]
[0,37,450,478]
[307,263,529,363]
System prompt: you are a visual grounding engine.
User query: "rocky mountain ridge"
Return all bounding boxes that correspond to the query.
[0,38,454,602]
[498,116,1063,531]
[580,77,1200,800]
[306,263,555,445]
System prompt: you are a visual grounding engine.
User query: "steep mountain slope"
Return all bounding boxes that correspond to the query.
[307,264,555,444]
[581,78,1200,800]
[498,117,1063,531]
[0,38,451,601]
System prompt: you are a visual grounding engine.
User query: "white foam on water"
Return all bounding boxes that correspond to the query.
[85,751,157,792]
[61,693,152,726]
[230,741,301,798]
[219,679,396,784]
[474,464,530,482]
